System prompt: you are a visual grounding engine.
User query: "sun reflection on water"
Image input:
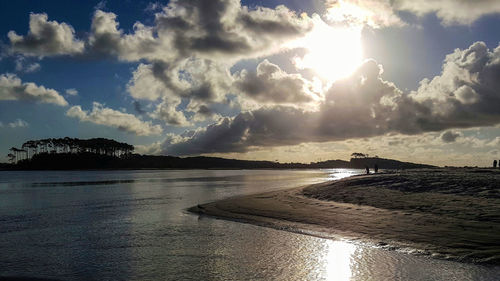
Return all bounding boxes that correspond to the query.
[324,240,358,281]
[327,169,363,181]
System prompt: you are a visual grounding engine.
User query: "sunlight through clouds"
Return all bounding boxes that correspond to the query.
[1,0,500,165]
[291,15,363,82]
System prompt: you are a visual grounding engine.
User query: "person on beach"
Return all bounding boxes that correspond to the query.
[366,166,370,174]
[374,164,379,173]
[494,160,498,168]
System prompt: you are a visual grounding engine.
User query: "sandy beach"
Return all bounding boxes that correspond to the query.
[190,169,500,264]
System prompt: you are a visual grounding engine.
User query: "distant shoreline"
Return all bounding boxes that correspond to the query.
[189,169,500,265]
[1,153,435,171]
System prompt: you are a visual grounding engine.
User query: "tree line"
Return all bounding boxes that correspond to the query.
[7,137,134,163]
[351,152,379,158]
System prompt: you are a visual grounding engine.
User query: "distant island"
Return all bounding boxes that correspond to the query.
[1,137,435,170]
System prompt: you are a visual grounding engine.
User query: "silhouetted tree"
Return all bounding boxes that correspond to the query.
[7,153,15,163]
[9,147,26,163]
[8,137,134,162]
[351,152,366,158]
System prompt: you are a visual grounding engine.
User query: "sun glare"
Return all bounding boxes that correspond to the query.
[294,17,363,82]
[324,240,357,280]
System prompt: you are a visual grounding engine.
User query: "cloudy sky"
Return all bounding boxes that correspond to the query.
[1,0,499,166]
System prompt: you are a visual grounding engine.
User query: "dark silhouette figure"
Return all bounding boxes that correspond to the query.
[366,166,370,174]
[374,164,379,173]
[495,160,498,168]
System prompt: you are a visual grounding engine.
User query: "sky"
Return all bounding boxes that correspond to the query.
[0,0,499,167]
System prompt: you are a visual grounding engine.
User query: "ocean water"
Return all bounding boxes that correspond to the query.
[0,169,499,280]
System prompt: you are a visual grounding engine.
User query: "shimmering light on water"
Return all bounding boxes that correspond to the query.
[324,240,357,281]
[0,169,499,280]
[326,169,362,181]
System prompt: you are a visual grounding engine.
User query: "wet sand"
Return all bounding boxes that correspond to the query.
[189,169,500,264]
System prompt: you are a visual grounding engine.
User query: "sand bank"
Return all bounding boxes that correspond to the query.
[189,169,500,264]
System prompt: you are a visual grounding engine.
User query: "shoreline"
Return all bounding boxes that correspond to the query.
[189,171,500,265]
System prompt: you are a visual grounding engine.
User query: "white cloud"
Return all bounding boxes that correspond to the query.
[394,0,500,25]
[325,0,405,28]
[4,1,500,162]
[25,62,41,73]
[66,102,162,136]
[403,42,500,132]
[5,1,322,127]
[233,59,322,107]
[127,62,189,126]
[0,73,68,106]
[65,88,78,96]
[127,63,187,101]
[325,0,500,28]
[94,0,107,10]
[145,2,162,12]
[160,42,500,155]
[129,59,232,103]
[127,58,232,125]
[185,102,222,123]
[88,10,163,61]
[151,0,314,63]
[15,57,41,73]
[8,119,29,128]
[8,13,84,56]
[486,137,500,147]
[10,1,313,63]
[134,141,162,155]
[150,100,190,127]
[329,0,500,27]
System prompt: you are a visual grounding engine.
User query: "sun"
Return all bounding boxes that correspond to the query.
[293,17,363,81]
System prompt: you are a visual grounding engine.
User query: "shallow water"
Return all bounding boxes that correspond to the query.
[0,169,499,280]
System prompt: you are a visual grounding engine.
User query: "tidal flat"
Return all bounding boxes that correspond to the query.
[192,169,500,264]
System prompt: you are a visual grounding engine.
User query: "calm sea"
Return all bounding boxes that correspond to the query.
[0,169,499,280]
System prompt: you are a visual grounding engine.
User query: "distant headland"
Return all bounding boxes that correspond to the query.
[1,137,435,170]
